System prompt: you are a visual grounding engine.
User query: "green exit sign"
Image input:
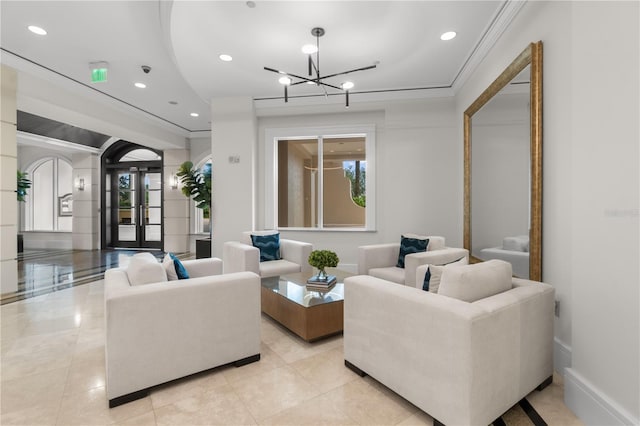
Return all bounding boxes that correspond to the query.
[91,68,108,83]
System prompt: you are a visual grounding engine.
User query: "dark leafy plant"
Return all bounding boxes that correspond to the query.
[16,171,31,202]
[176,161,211,214]
[308,250,339,271]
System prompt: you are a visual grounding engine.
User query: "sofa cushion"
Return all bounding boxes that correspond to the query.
[396,235,429,268]
[162,253,180,280]
[259,259,300,278]
[438,259,512,302]
[251,232,281,262]
[503,235,529,252]
[369,266,405,284]
[127,253,167,286]
[171,253,189,279]
[422,256,468,293]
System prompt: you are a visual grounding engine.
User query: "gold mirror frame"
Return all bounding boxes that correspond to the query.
[464,41,543,281]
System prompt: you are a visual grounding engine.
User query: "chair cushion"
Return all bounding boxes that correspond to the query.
[251,232,281,262]
[127,253,167,286]
[369,266,406,284]
[396,235,429,268]
[503,235,529,252]
[422,256,468,293]
[438,259,512,302]
[162,254,179,281]
[259,259,301,278]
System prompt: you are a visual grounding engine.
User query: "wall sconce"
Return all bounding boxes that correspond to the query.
[169,174,178,190]
[76,177,85,191]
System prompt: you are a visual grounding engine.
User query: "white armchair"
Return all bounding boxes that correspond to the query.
[358,235,468,287]
[105,254,261,407]
[344,260,555,425]
[223,231,313,278]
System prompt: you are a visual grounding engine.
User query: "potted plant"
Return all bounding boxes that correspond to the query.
[177,161,212,257]
[16,171,31,253]
[308,249,339,280]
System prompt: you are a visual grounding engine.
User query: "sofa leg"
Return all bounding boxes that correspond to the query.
[109,389,149,408]
[344,360,367,377]
[536,375,553,391]
[234,353,260,367]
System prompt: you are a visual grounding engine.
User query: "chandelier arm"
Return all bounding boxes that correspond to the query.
[318,64,377,80]
[264,66,287,74]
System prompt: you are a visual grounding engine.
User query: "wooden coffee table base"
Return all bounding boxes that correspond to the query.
[261,285,343,342]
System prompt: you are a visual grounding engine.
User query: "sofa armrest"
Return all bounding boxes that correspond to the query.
[357,243,400,274]
[404,247,469,287]
[105,271,261,400]
[183,257,223,278]
[223,241,259,275]
[280,239,313,275]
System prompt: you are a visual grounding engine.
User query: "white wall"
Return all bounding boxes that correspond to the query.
[255,97,460,268]
[456,1,639,423]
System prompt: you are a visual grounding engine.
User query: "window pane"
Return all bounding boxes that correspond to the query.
[323,137,366,228]
[278,139,318,228]
[57,160,73,231]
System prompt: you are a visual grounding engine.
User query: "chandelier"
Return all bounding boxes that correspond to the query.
[264,27,376,107]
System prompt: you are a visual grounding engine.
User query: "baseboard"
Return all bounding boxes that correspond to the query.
[553,337,572,376]
[565,368,639,425]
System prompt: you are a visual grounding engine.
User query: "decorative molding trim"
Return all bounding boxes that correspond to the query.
[565,368,639,426]
[553,337,572,376]
[451,0,528,93]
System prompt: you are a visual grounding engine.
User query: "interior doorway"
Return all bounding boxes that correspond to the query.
[102,141,163,250]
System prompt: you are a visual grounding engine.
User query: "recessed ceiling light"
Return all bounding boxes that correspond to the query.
[28,25,47,35]
[342,81,354,90]
[168,101,178,105]
[279,76,292,85]
[190,112,199,117]
[246,1,256,8]
[301,44,318,55]
[134,82,146,88]
[440,31,457,41]
[219,54,233,62]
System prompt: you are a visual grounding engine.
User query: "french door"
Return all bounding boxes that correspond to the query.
[111,168,163,249]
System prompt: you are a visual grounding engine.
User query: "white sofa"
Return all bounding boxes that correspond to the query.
[344,261,554,426]
[223,231,313,278]
[105,255,261,407]
[358,235,468,287]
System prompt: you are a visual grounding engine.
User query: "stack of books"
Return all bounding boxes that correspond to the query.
[306,274,337,291]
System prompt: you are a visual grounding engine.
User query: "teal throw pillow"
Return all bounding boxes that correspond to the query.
[170,253,189,279]
[396,236,429,268]
[251,233,281,262]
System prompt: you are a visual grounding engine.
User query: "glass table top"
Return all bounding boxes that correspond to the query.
[261,268,352,308]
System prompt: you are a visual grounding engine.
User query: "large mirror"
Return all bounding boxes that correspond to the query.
[464,41,542,281]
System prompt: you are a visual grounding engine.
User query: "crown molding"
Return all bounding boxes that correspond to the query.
[451,0,527,93]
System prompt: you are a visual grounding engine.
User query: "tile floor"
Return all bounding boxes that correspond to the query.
[1,279,583,426]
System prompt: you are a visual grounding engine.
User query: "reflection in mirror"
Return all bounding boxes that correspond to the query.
[464,42,542,281]
[472,66,531,278]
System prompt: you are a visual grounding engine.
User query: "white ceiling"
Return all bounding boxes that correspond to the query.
[1,0,513,136]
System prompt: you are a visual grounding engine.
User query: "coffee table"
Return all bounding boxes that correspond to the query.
[261,268,352,342]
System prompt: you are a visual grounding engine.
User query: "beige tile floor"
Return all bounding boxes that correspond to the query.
[1,280,583,426]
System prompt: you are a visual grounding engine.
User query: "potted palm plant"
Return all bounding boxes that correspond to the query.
[16,171,31,253]
[177,161,212,258]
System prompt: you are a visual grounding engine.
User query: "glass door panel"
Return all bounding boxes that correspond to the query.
[117,172,137,242]
[142,172,162,243]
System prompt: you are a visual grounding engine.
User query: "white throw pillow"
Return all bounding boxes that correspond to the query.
[423,256,468,293]
[162,254,179,281]
[126,253,167,286]
[438,259,512,302]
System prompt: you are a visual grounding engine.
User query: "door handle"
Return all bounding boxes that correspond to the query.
[140,205,144,226]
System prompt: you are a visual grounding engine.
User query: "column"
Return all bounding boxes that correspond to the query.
[72,153,100,250]
[211,97,257,257]
[0,65,18,294]
[163,149,190,253]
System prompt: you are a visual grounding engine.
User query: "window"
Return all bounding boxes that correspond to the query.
[24,157,73,231]
[266,126,375,230]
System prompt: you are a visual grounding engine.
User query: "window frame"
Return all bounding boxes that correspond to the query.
[265,125,376,231]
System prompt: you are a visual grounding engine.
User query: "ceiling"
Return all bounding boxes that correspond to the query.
[1,1,513,136]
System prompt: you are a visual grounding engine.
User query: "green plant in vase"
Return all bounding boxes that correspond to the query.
[177,161,212,236]
[308,250,339,280]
